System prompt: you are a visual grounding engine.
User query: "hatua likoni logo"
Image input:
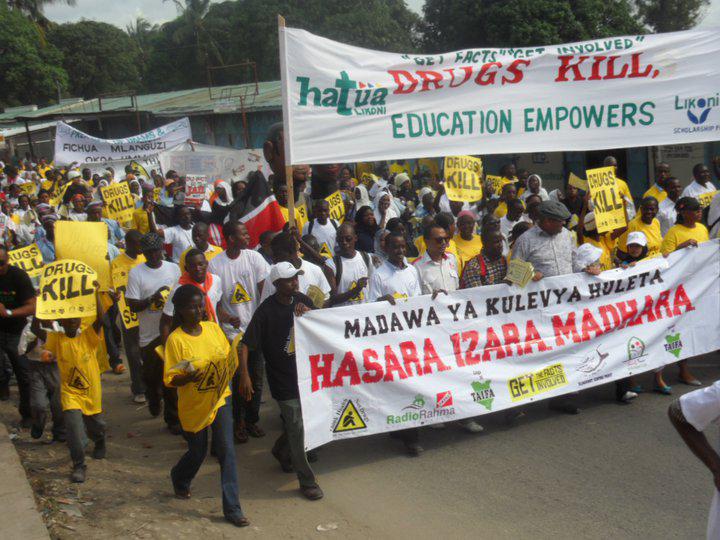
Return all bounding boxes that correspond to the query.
[296,71,388,116]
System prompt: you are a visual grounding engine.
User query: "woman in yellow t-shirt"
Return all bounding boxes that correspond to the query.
[660,197,709,256]
[163,284,249,528]
[617,197,662,258]
[655,196,708,394]
[453,211,483,273]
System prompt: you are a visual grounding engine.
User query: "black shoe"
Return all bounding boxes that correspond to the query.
[19,417,32,429]
[92,440,106,459]
[404,442,424,457]
[271,446,294,473]
[30,424,44,439]
[0,385,9,401]
[52,432,67,443]
[300,484,324,500]
[148,401,161,417]
[167,423,183,436]
[549,401,581,415]
[306,450,318,463]
[246,423,266,438]
[225,514,250,527]
[70,465,86,483]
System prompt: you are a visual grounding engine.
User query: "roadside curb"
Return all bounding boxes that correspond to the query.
[0,423,50,540]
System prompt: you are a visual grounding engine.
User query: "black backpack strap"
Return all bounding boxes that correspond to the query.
[359,250,370,271]
[308,220,315,235]
[331,219,339,230]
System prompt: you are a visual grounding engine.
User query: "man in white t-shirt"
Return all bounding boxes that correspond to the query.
[259,231,331,307]
[155,206,194,262]
[367,232,424,456]
[302,199,338,258]
[658,177,683,236]
[670,381,720,539]
[682,164,717,199]
[326,222,372,307]
[125,232,181,433]
[208,221,270,443]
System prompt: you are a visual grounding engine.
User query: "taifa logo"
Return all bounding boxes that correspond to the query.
[664,330,684,359]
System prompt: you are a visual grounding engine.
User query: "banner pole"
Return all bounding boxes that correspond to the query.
[278,14,295,229]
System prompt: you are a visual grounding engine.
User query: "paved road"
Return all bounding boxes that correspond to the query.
[3,352,719,539]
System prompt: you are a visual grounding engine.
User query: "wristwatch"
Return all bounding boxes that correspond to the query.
[5,309,12,317]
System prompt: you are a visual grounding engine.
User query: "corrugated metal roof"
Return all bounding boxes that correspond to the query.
[0,80,281,124]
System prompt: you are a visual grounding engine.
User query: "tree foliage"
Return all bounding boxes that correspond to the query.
[636,0,710,32]
[48,21,142,98]
[0,6,67,107]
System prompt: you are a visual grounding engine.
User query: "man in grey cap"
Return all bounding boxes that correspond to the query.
[511,200,575,279]
[511,199,580,414]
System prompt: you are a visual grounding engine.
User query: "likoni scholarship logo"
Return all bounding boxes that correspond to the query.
[675,93,718,125]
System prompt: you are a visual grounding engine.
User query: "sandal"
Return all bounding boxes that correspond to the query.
[679,378,702,387]
[653,385,672,395]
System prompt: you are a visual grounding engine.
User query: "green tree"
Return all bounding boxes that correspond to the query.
[49,21,142,98]
[422,0,644,51]
[0,6,67,107]
[6,0,76,25]
[635,0,710,32]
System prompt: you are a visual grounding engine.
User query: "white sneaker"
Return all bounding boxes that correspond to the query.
[621,391,638,403]
[461,420,484,433]
[133,394,147,404]
[430,422,447,429]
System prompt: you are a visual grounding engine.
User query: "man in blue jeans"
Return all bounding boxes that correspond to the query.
[0,246,37,426]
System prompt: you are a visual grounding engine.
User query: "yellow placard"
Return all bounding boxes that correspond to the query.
[153,187,161,202]
[443,156,483,202]
[486,175,511,195]
[326,191,346,223]
[699,190,719,208]
[49,181,71,207]
[508,363,568,402]
[8,243,44,278]
[585,166,627,234]
[19,182,36,197]
[101,182,135,223]
[568,172,589,191]
[36,259,98,320]
[55,221,111,290]
[117,293,138,329]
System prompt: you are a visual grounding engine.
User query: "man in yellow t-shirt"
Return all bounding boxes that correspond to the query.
[642,162,671,203]
[274,182,308,232]
[35,292,106,484]
[178,223,223,273]
[453,212,483,273]
[110,230,147,402]
[580,212,614,271]
[616,205,663,259]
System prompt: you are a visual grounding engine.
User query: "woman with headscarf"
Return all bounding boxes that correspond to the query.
[68,194,87,222]
[208,180,233,224]
[373,189,399,230]
[354,205,377,253]
[354,185,371,213]
[520,174,549,201]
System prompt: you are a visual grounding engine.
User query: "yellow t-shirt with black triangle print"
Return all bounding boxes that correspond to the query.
[45,327,103,415]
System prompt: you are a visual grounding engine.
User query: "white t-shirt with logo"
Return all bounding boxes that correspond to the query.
[162,273,223,318]
[208,249,270,339]
[259,259,331,306]
[302,219,338,257]
[325,251,373,305]
[368,260,421,302]
[126,261,181,346]
[162,225,193,262]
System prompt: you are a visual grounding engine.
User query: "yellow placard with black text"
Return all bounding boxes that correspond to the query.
[326,191,345,223]
[19,182,36,197]
[36,259,98,320]
[55,221,111,290]
[9,244,44,278]
[443,156,483,202]
[585,166,627,233]
[486,174,511,195]
[117,293,138,329]
[101,182,135,223]
[699,190,718,208]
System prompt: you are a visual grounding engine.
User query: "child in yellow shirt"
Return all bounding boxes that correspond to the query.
[33,290,105,484]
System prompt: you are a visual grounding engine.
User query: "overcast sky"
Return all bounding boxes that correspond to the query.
[44,0,720,30]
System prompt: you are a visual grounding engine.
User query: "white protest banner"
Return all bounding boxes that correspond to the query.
[184,175,207,208]
[54,118,192,165]
[158,142,271,183]
[280,27,720,164]
[296,241,720,450]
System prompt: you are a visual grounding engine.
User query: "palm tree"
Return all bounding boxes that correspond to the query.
[6,0,77,25]
[165,0,224,70]
[126,16,158,56]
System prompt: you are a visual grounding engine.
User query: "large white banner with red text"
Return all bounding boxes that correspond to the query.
[280,27,720,164]
[296,241,720,450]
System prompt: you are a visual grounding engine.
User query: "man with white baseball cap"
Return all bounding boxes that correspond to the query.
[238,261,324,501]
